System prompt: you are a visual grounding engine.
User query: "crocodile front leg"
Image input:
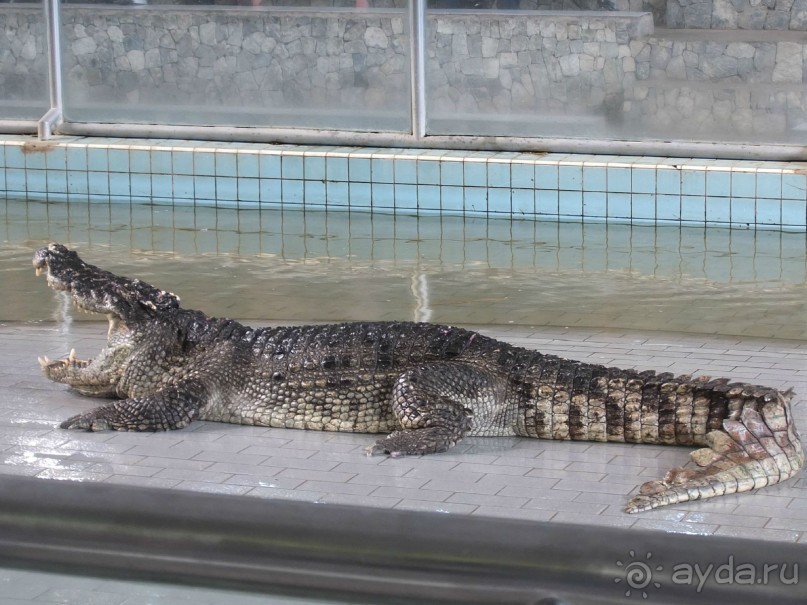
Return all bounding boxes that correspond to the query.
[368,363,506,456]
[626,393,804,512]
[60,381,206,431]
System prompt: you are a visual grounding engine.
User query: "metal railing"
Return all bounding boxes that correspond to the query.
[0,474,805,604]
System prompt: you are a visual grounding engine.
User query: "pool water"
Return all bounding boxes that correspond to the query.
[2,198,805,340]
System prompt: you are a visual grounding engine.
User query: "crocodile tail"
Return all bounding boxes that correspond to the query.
[600,370,789,448]
[520,362,794,449]
[625,389,804,513]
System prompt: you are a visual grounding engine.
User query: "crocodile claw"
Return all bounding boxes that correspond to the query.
[60,413,112,431]
[365,442,404,458]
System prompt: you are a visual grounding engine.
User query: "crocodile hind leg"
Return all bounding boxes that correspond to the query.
[626,392,804,513]
[367,363,505,457]
[60,382,205,431]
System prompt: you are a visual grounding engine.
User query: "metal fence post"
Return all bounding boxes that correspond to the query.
[38,0,63,140]
[409,0,427,140]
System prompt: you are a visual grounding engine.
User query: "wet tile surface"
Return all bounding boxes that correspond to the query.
[1,320,805,539]
[2,320,806,602]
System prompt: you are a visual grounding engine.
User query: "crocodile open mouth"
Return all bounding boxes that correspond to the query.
[33,244,127,373]
[32,243,181,378]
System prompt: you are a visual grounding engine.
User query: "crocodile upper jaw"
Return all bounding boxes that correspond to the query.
[33,243,181,324]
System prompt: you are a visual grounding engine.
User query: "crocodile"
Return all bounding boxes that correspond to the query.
[33,243,804,513]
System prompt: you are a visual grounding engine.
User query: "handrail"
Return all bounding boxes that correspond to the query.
[0,119,38,134]
[0,475,803,604]
[56,121,807,161]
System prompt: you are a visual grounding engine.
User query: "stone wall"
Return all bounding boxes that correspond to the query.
[62,8,409,114]
[667,0,807,29]
[1,6,805,142]
[424,11,806,142]
[0,10,48,102]
[427,11,653,120]
[622,34,807,139]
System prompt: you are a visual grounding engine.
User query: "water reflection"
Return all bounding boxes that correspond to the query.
[2,199,805,339]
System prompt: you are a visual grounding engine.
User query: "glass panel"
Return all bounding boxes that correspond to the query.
[61,1,411,132]
[425,8,807,146]
[0,4,49,120]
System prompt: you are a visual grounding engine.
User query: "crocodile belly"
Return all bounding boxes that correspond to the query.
[198,377,398,433]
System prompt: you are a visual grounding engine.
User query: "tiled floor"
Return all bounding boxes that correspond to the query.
[2,320,806,544]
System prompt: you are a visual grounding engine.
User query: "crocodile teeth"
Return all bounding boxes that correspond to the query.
[69,349,77,362]
[38,356,51,368]
[35,267,42,277]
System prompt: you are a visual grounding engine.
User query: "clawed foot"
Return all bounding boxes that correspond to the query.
[366,428,457,457]
[60,411,113,431]
[365,434,418,457]
[365,441,407,458]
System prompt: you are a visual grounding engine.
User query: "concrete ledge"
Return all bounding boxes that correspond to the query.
[434,8,655,37]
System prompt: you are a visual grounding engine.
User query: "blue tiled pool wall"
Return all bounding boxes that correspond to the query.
[1,136,806,231]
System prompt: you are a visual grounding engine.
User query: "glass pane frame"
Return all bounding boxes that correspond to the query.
[424,9,807,146]
[60,2,412,133]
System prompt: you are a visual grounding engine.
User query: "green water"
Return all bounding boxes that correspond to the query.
[2,198,805,339]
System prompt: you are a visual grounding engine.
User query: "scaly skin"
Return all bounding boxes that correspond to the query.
[32,243,804,512]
